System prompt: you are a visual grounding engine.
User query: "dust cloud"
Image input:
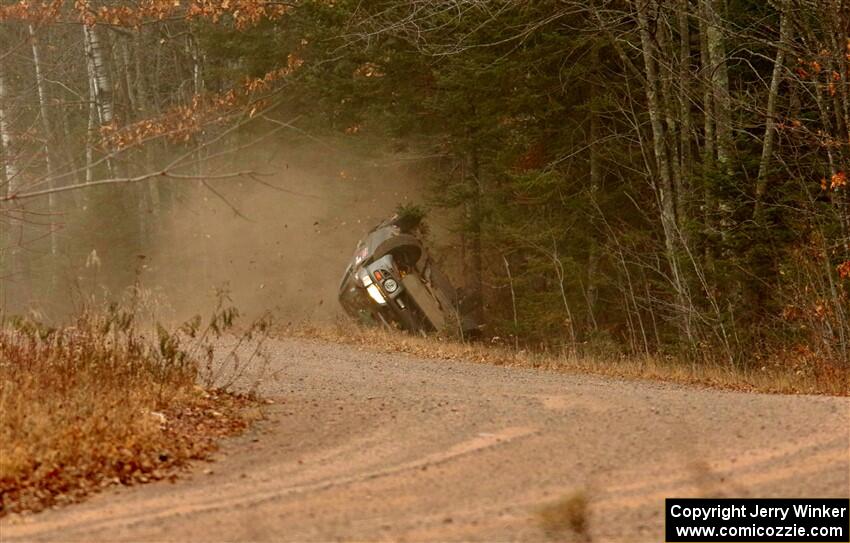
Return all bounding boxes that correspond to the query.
[2,135,461,323]
[142,139,457,324]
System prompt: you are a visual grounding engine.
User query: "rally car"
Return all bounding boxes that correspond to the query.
[338,213,479,335]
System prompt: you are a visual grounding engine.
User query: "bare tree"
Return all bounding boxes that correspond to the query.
[635,0,694,344]
[0,67,17,191]
[28,24,59,258]
[702,0,733,175]
[754,0,792,222]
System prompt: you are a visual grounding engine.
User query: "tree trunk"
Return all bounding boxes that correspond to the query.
[698,0,717,268]
[586,89,601,333]
[658,15,684,208]
[85,70,97,184]
[131,29,161,214]
[698,2,715,168]
[754,0,792,222]
[84,25,113,125]
[826,1,850,258]
[133,29,150,114]
[0,68,18,192]
[188,30,204,96]
[465,144,483,324]
[0,66,17,304]
[636,0,693,344]
[703,0,733,175]
[29,24,58,259]
[677,0,692,237]
[119,38,137,118]
[84,24,116,181]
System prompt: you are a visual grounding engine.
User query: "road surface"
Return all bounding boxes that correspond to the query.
[3,337,849,542]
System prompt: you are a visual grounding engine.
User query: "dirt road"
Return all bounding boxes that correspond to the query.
[3,338,848,542]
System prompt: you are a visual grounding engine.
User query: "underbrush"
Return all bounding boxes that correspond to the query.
[0,295,271,515]
[290,321,848,396]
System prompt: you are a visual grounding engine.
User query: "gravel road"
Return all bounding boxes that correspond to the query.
[3,337,848,542]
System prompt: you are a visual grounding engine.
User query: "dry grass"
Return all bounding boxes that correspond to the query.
[0,304,263,516]
[538,490,591,541]
[288,321,849,396]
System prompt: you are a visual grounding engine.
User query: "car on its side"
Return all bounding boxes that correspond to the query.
[338,213,479,335]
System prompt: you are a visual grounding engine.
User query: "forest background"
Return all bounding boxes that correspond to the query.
[1,0,848,372]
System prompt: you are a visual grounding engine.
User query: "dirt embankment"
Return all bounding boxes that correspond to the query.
[3,337,848,542]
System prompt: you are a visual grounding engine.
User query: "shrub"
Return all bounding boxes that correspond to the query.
[0,295,267,514]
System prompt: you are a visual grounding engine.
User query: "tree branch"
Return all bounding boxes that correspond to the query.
[1,170,261,202]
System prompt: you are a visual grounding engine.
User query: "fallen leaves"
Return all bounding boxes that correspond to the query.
[0,316,259,517]
[0,388,254,516]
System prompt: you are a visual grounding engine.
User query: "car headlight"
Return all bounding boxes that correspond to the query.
[382,278,399,293]
[366,283,387,305]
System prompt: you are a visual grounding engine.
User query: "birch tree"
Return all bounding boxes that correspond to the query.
[83,24,113,126]
[0,68,17,192]
[28,24,58,258]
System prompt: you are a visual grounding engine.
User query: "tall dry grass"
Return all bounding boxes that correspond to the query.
[0,296,269,515]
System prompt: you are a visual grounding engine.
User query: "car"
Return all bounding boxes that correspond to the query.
[338,212,480,335]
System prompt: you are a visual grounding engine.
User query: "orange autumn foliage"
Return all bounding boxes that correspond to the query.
[100,57,301,150]
[1,0,287,28]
